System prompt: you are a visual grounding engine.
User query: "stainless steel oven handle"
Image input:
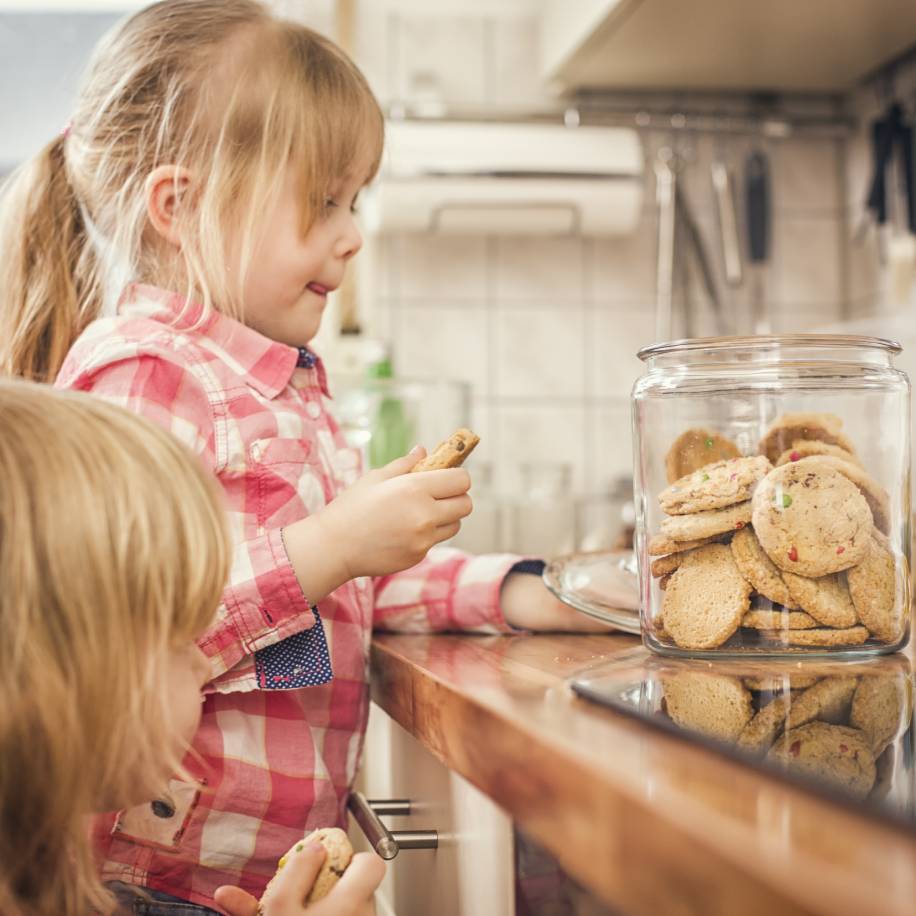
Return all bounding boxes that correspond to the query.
[346,792,438,861]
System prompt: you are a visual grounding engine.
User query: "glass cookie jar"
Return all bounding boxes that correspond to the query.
[632,335,911,658]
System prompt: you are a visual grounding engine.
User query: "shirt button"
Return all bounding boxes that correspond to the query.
[306,401,321,420]
[151,799,175,819]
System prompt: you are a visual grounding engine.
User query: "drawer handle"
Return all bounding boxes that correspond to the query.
[346,791,438,860]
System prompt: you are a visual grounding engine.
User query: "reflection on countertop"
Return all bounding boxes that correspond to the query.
[572,649,914,825]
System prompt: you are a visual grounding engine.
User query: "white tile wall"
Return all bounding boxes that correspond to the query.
[587,307,654,399]
[494,306,587,399]
[494,236,586,303]
[352,2,848,522]
[396,304,490,394]
[386,234,489,301]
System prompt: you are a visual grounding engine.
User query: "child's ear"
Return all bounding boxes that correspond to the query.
[145,165,193,247]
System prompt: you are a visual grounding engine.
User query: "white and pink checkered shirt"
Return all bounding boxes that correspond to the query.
[55,285,519,908]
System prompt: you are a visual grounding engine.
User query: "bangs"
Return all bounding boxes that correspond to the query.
[282,24,385,229]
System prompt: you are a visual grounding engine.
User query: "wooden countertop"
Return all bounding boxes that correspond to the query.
[370,632,916,916]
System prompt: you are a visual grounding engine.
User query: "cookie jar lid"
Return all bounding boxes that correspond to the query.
[638,334,902,367]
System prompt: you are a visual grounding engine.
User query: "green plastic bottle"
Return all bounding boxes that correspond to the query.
[367,357,413,468]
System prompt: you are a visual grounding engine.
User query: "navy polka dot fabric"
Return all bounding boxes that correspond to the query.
[296,347,316,369]
[255,606,333,689]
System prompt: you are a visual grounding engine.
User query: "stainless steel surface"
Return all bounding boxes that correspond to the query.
[654,149,677,341]
[385,104,853,138]
[711,159,744,288]
[347,792,439,860]
[366,799,411,817]
[388,831,439,850]
[348,792,400,860]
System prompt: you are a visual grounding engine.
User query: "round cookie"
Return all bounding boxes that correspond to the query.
[658,574,671,591]
[259,827,353,911]
[775,439,862,469]
[665,427,741,484]
[871,747,896,803]
[659,455,772,516]
[651,552,690,577]
[791,455,891,535]
[662,543,753,650]
[758,412,855,464]
[662,671,753,742]
[302,828,353,903]
[659,500,753,543]
[737,694,792,753]
[782,571,858,629]
[846,535,904,644]
[648,532,727,556]
[785,676,858,729]
[741,609,818,630]
[751,462,873,577]
[850,676,909,756]
[743,675,820,692]
[769,626,870,648]
[768,722,876,799]
[730,526,797,608]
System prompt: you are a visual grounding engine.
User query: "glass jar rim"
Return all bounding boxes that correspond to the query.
[637,333,902,361]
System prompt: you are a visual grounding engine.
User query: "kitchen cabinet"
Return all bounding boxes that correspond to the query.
[350,702,515,916]
[541,0,916,93]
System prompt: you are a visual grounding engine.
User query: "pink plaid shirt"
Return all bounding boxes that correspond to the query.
[56,285,519,907]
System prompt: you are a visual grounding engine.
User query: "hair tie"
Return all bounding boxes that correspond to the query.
[61,122,72,139]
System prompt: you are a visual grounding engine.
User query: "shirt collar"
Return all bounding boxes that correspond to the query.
[119,284,329,399]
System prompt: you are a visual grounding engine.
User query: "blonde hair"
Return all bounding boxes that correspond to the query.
[0,379,230,916]
[0,0,384,382]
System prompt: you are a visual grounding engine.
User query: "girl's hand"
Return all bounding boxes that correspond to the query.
[281,446,472,604]
[500,573,615,632]
[214,846,385,916]
[313,446,473,580]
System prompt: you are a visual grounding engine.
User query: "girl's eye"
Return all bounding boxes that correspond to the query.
[324,197,338,210]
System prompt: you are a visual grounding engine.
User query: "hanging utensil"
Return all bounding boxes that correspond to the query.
[654,148,677,341]
[745,149,772,334]
[711,159,744,289]
[676,180,725,335]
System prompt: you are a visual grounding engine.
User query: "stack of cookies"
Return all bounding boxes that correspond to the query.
[648,413,907,652]
[660,667,912,800]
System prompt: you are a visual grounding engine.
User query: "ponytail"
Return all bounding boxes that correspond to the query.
[0,135,100,382]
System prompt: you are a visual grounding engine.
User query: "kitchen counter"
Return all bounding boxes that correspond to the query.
[369,632,916,916]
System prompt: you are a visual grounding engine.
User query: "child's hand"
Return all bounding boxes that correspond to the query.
[500,573,616,632]
[314,446,473,579]
[214,846,385,916]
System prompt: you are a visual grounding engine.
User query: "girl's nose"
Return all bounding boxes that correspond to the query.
[337,217,363,261]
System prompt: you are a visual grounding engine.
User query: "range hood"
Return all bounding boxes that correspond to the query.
[362,119,644,237]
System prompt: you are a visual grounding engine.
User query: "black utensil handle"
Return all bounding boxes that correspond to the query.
[745,150,771,263]
[899,118,916,234]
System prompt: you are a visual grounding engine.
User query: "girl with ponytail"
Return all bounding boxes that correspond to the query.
[0,1,602,911]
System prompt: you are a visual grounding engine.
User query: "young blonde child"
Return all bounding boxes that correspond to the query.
[0,379,384,916]
[0,0,605,909]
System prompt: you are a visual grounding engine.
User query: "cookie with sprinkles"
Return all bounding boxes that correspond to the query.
[664,428,740,485]
[751,462,872,578]
[659,455,771,515]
